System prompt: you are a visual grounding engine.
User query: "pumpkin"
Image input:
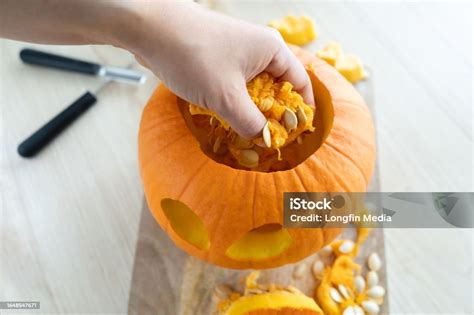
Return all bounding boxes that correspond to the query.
[222,291,322,315]
[138,45,376,269]
[215,271,323,315]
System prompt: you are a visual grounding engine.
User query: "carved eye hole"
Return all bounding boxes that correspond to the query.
[161,198,210,251]
[226,223,293,260]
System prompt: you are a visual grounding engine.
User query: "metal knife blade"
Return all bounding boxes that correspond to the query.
[97,65,146,84]
[20,48,147,85]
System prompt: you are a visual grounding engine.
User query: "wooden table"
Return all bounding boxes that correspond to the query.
[1,2,472,314]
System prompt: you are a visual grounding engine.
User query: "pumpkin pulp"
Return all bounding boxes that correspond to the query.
[188,72,316,172]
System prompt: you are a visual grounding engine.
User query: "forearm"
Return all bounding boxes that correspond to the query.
[0,0,185,47]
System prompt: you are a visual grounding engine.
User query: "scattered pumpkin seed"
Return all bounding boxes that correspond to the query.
[283,108,298,132]
[296,107,307,126]
[320,245,333,256]
[293,263,306,279]
[245,288,265,295]
[285,285,301,295]
[329,287,342,303]
[367,286,385,298]
[353,305,364,315]
[338,284,351,299]
[342,306,355,315]
[354,275,365,293]
[262,121,272,148]
[338,240,355,254]
[367,270,379,288]
[267,283,277,292]
[361,300,380,314]
[311,260,324,277]
[368,253,382,271]
[213,284,233,300]
[238,149,259,168]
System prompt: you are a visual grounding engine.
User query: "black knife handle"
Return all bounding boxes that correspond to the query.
[18,92,97,157]
[20,48,101,75]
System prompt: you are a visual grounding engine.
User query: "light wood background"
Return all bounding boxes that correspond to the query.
[1,1,472,314]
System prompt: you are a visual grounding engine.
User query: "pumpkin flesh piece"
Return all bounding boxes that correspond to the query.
[224,291,322,315]
[225,224,293,261]
[268,15,317,46]
[161,198,210,251]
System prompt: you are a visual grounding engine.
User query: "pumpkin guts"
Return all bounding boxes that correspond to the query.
[188,72,315,171]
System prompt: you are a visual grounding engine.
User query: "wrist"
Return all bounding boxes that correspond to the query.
[107,1,196,57]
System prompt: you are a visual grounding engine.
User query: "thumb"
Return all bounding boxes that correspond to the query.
[216,82,267,139]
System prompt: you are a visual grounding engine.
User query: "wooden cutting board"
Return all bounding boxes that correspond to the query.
[127,78,388,315]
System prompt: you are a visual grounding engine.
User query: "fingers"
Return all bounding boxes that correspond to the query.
[265,45,315,107]
[216,81,267,139]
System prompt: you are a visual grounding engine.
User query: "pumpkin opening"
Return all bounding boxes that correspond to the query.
[160,198,210,251]
[178,71,334,173]
[225,224,293,261]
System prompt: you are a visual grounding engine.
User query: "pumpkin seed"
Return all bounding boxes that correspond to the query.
[297,135,303,144]
[367,271,379,288]
[209,116,218,128]
[285,285,301,295]
[368,253,382,271]
[329,287,342,303]
[238,149,259,168]
[311,260,324,277]
[367,286,385,298]
[320,245,332,256]
[262,121,272,148]
[342,306,355,315]
[361,300,380,314]
[353,305,364,315]
[338,240,355,254]
[268,283,277,292]
[260,97,274,112]
[338,284,351,299]
[296,107,307,126]
[213,137,222,153]
[234,135,253,149]
[354,275,365,293]
[213,284,233,300]
[283,108,298,132]
[245,288,265,295]
[293,263,306,279]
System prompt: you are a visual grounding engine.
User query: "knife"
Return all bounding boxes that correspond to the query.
[20,48,146,84]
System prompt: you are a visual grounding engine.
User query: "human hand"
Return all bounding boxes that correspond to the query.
[121,2,314,139]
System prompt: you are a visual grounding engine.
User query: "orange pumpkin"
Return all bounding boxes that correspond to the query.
[138,46,376,269]
[221,291,323,315]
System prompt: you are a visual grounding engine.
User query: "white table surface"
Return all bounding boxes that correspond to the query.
[1,1,472,314]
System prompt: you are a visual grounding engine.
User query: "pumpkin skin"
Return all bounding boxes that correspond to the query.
[138,45,376,269]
